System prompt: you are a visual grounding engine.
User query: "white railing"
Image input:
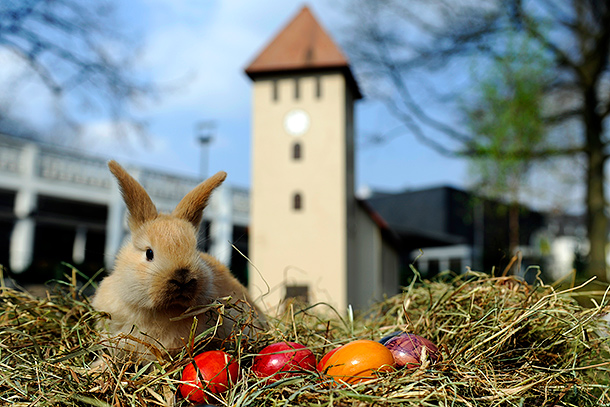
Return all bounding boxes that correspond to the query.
[0,137,25,175]
[0,133,250,220]
[39,149,112,189]
[232,187,250,218]
[140,170,200,202]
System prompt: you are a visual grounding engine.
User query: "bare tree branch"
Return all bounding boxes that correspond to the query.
[542,108,583,125]
[362,21,475,146]
[344,0,610,281]
[0,0,155,140]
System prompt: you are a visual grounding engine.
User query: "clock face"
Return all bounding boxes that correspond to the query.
[283,109,310,136]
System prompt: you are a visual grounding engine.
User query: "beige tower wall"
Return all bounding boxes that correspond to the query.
[249,73,354,313]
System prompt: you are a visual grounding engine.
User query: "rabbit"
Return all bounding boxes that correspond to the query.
[92,160,263,363]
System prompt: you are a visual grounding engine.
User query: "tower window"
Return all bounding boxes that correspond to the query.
[292,142,302,160]
[285,284,309,304]
[293,193,303,211]
[294,78,300,100]
[272,80,279,101]
[315,76,322,99]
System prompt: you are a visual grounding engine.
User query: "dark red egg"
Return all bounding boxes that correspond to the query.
[383,333,439,368]
[180,350,239,403]
[252,341,317,382]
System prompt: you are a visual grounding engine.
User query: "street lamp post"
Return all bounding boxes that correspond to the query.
[196,121,215,180]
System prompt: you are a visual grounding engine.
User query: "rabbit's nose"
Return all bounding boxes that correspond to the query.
[173,268,189,280]
[169,268,197,290]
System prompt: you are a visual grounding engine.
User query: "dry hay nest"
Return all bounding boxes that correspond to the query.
[1,268,609,406]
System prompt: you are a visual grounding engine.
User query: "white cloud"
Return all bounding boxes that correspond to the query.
[76,119,191,172]
[1,0,469,191]
[0,50,57,128]
[132,0,340,117]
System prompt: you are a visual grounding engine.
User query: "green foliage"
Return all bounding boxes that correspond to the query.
[465,33,551,201]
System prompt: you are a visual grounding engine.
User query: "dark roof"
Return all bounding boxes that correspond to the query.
[366,186,473,245]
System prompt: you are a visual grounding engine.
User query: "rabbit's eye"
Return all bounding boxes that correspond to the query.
[145,248,154,261]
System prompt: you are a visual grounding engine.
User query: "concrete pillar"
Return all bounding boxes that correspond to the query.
[209,185,233,267]
[104,170,126,271]
[439,258,450,273]
[73,226,87,264]
[418,258,428,275]
[10,144,38,273]
[473,201,485,271]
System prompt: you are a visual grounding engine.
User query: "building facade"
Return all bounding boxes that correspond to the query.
[245,6,399,312]
[0,133,249,285]
[365,185,585,283]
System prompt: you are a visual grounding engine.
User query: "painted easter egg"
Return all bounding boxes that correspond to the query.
[180,350,239,403]
[383,333,439,368]
[378,331,401,345]
[252,341,317,381]
[316,346,340,372]
[320,339,395,384]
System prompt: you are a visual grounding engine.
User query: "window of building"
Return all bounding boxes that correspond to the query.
[449,258,463,273]
[292,142,302,160]
[428,259,440,276]
[293,193,303,211]
[197,221,211,253]
[230,225,249,286]
[272,79,279,102]
[285,284,309,304]
[315,76,322,99]
[294,77,300,100]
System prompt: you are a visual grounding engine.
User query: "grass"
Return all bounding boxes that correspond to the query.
[1,265,609,406]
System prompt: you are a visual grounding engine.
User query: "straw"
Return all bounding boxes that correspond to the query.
[0,267,609,406]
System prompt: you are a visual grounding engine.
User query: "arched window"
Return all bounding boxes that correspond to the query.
[294,77,300,100]
[285,284,309,304]
[272,79,279,101]
[293,193,303,211]
[292,142,302,160]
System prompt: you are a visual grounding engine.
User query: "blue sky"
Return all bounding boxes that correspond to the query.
[3,0,469,193]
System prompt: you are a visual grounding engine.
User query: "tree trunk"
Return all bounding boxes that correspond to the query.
[584,87,608,282]
[509,201,519,258]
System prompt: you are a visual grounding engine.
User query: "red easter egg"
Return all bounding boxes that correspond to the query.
[252,342,317,382]
[383,333,439,368]
[320,339,395,384]
[180,350,239,403]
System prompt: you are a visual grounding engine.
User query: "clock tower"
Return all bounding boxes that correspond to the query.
[245,6,363,312]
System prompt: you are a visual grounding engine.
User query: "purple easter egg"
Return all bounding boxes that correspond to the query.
[378,331,401,345]
[383,333,439,368]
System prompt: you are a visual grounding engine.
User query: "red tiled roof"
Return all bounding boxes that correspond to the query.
[245,6,361,98]
[245,6,350,74]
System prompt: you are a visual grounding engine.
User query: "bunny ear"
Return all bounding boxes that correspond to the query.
[108,160,158,230]
[173,171,227,228]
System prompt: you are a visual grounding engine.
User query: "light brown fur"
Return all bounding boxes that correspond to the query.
[93,161,262,362]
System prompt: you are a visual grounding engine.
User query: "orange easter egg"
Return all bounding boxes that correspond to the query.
[320,339,395,384]
[317,346,340,372]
